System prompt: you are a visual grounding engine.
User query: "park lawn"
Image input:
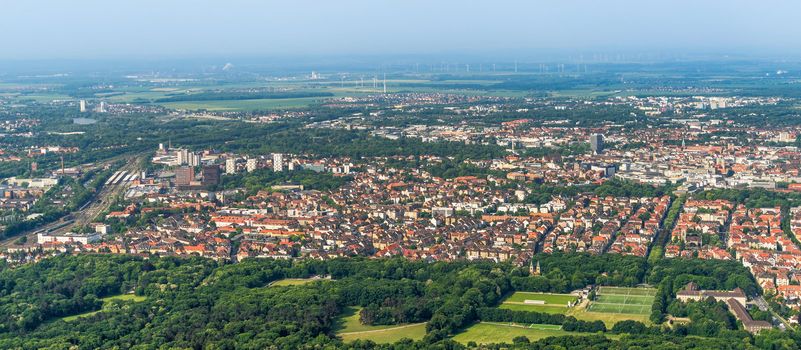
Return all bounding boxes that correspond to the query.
[335,306,410,333]
[503,292,577,305]
[499,303,572,314]
[566,299,652,328]
[587,303,651,314]
[452,322,618,345]
[61,310,101,322]
[567,306,651,327]
[335,306,427,343]
[103,294,147,302]
[339,323,427,343]
[61,294,147,322]
[269,278,320,287]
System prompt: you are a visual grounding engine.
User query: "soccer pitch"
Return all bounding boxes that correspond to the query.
[499,292,578,314]
[586,287,656,315]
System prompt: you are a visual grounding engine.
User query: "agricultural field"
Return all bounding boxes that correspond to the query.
[587,286,656,315]
[158,97,324,111]
[452,322,618,345]
[499,292,578,314]
[335,306,426,343]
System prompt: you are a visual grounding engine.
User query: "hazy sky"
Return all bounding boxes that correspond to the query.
[2,0,800,59]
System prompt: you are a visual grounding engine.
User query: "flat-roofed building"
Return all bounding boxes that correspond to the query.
[38,231,100,245]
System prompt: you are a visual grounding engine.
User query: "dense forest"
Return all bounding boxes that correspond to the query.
[0,253,797,349]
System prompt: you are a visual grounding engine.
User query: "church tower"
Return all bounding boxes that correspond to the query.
[530,260,541,276]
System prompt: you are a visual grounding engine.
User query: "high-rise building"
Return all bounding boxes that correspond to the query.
[246,158,257,172]
[202,165,221,187]
[272,153,283,172]
[175,167,194,186]
[590,133,604,154]
[79,100,86,112]
[188,153,201,167]
[225,158,237,174]
[177,149,189,165]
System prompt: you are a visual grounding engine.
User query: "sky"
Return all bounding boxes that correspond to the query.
[2,0,801,60]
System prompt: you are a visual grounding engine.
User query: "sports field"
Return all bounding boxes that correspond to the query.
[499,292,578,314]
[586,287,656,315]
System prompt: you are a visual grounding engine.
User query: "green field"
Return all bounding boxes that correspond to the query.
[452,322,616,345]
[586,287,656,315]
[339,323,427,343]
[61,294,147,322]
[269,277,325,287]
[598,286,657,296]
[587,303,651,314]
[158,97,325,111]
[504,292,577,305]
[499,303,574,314]
[499,292,577,314]
[569,309,651,327]
[335,306,426,343]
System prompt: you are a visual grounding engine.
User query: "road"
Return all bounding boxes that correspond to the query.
[753,295,794,331]
[0,156,142,248]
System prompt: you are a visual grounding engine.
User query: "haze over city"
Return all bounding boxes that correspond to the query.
[2,0,801,59]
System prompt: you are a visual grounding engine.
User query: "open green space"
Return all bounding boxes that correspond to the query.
[338,323,427,344]
[268,277,324,287]
[587,303,651,314]
[567,307,651,327]
[499,303,573,314]
[586,286,656,315]
[595,294,654,304]
[452,322,616,345]
[61,294,147,322]
[503,292,577,305]
[598,286,657,296]
[335,307,426,343]
[499,292,578,314]
[158,97,324,111]
[335,306,405,332]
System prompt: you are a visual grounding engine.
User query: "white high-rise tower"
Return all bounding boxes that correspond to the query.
[246,158,257,172]
[225,158,237,174]
[272,153,284,172]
